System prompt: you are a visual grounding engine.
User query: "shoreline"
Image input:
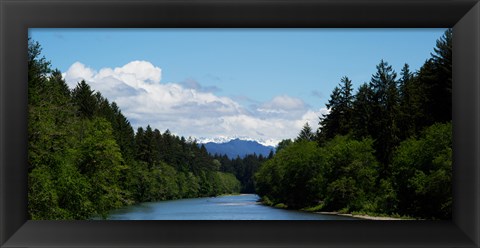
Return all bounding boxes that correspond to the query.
[258,200,408,220]
[216,193,255,197]
[316,211,408,220]
[257,199,411,220]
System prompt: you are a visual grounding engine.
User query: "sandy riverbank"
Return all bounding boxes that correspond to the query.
[316,211,408,220]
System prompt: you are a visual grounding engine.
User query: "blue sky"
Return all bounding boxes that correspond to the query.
[29,28,446,145]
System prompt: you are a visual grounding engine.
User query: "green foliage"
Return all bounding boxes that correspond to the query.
[281,141,325,208]
[274,203,288,209]
[351,83,374,140]
[256,141,325,208]
[28,167,61,219]
[295,122,315,142]
[392,122,452,219]
[28,30,453,220]
[319,76,354,140]
[320,136,378,211]
[429,28,452,123]
[368,60,400,167]
[370,179,397,214]
[71,81,98,119]
[27,39,241,220]
[254,154,287,204]
[52,161,94,219]
[301,203,325,212]
[214,172,242,194]
[72,117,127,217]
[257,136,378,211]
[276,139,293,153]
[256,122,451,219]
[298,30,452,219]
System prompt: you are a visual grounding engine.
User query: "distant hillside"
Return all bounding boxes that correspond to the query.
[203,138,275,159]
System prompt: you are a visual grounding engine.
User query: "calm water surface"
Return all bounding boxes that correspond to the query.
[106,194,358,220]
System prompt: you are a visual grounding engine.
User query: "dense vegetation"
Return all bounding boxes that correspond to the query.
[28,39,245,219]
[28,29,452,220]
[213,152,272,193]
[255,29,452,219]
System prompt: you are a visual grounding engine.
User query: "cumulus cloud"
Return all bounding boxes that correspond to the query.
[262,95,306,111]
[63,62,95,83]
[62,61,326,145]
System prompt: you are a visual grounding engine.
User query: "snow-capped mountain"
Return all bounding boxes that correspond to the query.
[196,135,279,147]
[199,138,276,159]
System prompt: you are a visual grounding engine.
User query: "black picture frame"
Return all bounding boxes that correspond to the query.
[1,0,479,247]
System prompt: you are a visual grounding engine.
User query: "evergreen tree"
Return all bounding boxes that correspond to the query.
[27,39,243,220]
[319,76,354,140]
[351,83,374,139]
[369,60,400,168]
[276,139,293,153]
[71,80,98,119]
[398,63,423,140]
[338,76,354,133]
[429,28,452,123]
[295,122,314,142]
[28,38,51,104]
[320,86,342,140]
[267,150,274,160]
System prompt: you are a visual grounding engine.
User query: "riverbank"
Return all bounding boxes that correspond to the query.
[216,193,253,197]
[315,211,408,220]
[258,198,411,220]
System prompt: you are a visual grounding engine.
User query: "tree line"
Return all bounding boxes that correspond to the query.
[28,39,264,219]
[255,29,452,219]
[212,152,273,193]
[28,29,452,220]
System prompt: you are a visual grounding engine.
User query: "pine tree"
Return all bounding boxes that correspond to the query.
[276,139,293,153]
[134,127,147,162]
[338,76,354,134]
[398,63,425,140]
[319,76,354,140]
[351,83,375,139]
[296,122,314,142]
[430,28,452,123]
[369,60,400,169]
[267,150,274,159]
[71,80,98,119]
[319,86,342,139]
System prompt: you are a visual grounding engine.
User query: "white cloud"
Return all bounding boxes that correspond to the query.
[114,60,161,84]
[294,108,330,131]
[62,61,325,145]
[261,95,306,111]
[255,95,310,122]
[63,62,95,84]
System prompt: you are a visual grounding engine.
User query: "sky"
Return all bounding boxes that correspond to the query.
[29,28,447,146]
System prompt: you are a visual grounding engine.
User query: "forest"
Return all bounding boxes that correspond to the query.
[256,29,452,219]
[28,29,451,220]
[28,39,268,219]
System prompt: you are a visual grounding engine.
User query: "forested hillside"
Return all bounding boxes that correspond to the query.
[255,29,452,219]
[28,39,252,220]
[28,29,452,220]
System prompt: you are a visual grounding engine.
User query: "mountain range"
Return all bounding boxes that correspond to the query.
[202,138,275,159]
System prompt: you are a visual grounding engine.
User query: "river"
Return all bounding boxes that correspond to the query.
[105,194,359,220]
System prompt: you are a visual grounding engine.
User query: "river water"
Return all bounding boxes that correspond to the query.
[106,194,358,220]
